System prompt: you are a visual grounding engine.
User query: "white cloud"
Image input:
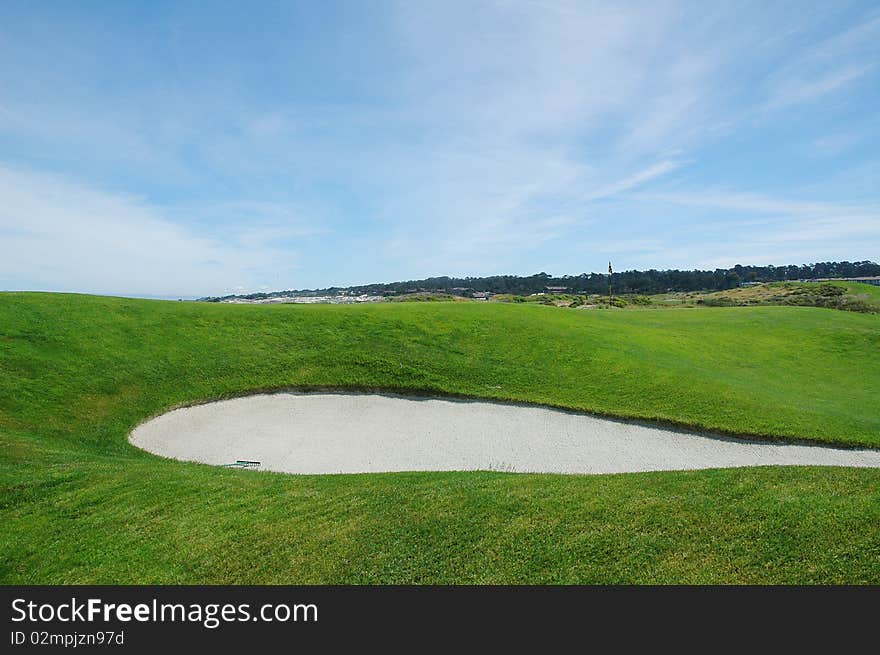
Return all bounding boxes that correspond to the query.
[809,131,864,157]
[363,1,712,274]
[640,189,880,219]
[0,2,877,291]
[636,189,880,259]
[761,11,879,112]
[765,65,873,110]
[0,164,312,297]
[584,160,685,201]
[808,12,880,61]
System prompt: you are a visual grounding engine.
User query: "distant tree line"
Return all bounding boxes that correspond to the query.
[201,260,880,301]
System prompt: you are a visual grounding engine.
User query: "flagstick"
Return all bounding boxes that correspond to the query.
[608,261,613,306]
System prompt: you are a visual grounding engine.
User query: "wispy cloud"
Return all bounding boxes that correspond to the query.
[365,1,714,274]
[636,189,880,259]
[0,2,877,292]
[761,9,880,112]
[765,65,873,110]
[809,131,865,157]
[585,161,686,201]
[0,165,311,297]
[640,189,880,219]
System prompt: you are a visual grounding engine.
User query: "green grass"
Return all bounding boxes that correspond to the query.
[664,280,880,313]
[495,281,880,312]
[839,281,880,309]
[2,292,879,583]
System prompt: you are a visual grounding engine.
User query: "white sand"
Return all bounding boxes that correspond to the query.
[129,392,880,475]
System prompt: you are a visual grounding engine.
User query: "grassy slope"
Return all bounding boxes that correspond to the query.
[841,281,880,307]
[648,280,880,312]
[2,292,879,583]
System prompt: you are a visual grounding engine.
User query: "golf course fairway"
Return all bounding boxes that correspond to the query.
[2,292,879,583]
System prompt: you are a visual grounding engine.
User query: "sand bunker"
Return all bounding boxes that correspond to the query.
[129,392,880,475]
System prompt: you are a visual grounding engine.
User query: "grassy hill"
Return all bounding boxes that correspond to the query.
[694,281,880,313]
[492,280,880,312]
[2,292,879,583]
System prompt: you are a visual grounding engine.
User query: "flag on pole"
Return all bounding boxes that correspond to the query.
[608,261,613,303]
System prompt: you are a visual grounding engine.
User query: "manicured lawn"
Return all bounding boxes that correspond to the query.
[1,292,879,583]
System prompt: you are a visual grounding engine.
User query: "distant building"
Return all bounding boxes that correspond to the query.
[807,276,880,287]
[472,291,494,300]
[545,286,568,293]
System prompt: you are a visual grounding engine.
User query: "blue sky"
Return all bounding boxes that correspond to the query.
[1,1,878,297]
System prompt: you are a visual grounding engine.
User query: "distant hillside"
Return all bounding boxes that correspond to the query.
[200,260,880,301]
